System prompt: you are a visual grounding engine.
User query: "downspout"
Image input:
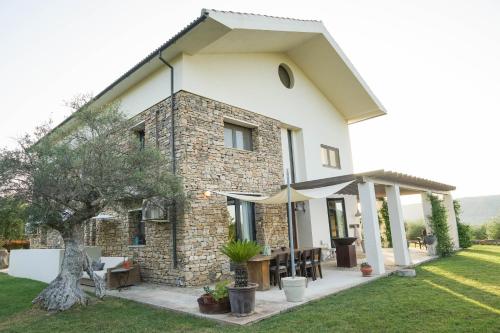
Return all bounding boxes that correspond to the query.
[158,52,178,268]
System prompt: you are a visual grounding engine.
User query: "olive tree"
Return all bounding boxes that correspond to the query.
[0,98,183,311]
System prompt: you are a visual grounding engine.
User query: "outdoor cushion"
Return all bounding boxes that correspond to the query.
[270,265,287,270]
[91,260,104,271]
[101,257,127,269]
[82,270,106,279]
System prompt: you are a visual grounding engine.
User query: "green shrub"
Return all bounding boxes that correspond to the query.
[428,194,453,257]
[220,240,261,263]
[457,223,473,248]
[471,224,488,240]
[487,217,500,240]
[406,220,426,240]
[203,280,230,301]
[453,200,472,248]
[379,199,391,247]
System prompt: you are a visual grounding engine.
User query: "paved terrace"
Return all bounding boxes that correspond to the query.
[106,248,435,325]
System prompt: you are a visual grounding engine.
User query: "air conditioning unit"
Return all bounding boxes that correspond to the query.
[142,197,169,222]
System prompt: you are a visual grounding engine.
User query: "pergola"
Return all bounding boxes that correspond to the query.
[288,170,459,275]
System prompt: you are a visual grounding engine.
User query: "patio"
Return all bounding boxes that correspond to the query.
[106,247,435,326]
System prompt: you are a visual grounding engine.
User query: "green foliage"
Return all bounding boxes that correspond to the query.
[0,198,27,241]
[457,223,473,248]
[471,224,488,240]
[454,200,472,248]
[406,220,426,240]
[203,280,230,302]
[428,194,453,257]
[0,98,184,236]
[378,199,391,247]
[220,240,261,263]
[228,217,236,242]
[487,217,500,239]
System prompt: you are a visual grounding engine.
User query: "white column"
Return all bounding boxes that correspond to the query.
[443,193,460,250]
[421,192,437,256]
[385,185,411,266]
[421,192,433,233]
[358,181,385,275]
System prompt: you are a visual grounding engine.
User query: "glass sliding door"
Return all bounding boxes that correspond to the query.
[327,198,348,247]
[227,198,256,241]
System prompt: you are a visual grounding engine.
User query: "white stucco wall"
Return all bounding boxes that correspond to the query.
[9,249,64,283]
[116,56,183,118]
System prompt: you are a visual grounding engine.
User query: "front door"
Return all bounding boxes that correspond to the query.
[327,198,348,247]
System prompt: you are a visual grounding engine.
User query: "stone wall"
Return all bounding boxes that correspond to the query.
[28,228,64,249]
[28,90,288,286]
[174,91,288,285]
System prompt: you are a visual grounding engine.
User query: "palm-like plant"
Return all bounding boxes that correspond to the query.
[221,240,261,287]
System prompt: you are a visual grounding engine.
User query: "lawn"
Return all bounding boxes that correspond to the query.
[1,245,499,333]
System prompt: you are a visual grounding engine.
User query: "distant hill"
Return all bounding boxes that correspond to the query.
[403,194,500,225]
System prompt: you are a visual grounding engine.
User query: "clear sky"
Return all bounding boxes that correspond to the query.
[1,0,499,199]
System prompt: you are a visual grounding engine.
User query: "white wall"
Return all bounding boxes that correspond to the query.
[9,249,64,283]
[116,56,183,118]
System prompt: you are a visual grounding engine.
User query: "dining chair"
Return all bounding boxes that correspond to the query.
[270,252,289,289]
[300,249,315,280]
[312,248,323,279]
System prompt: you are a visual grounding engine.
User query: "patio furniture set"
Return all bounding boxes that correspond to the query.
[248,247,323,291]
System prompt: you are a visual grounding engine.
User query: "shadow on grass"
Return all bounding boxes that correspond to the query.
[420,268,500,311]
[468,248,500,258]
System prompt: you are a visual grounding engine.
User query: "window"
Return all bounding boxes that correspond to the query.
[136,129,145,150]
[278,64,294,89]
[224,123,253,151]
[321,145,340,169]
[227,198,256,241]
[129,210,146,246]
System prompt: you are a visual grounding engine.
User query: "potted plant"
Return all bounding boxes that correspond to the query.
[197,280,231,314]
[220,240,261,317]
[360,262,372,277]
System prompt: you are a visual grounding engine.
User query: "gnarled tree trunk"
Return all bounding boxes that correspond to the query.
[32,223,105,311]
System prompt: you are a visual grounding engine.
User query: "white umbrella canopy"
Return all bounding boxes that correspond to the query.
[215,180,354,204]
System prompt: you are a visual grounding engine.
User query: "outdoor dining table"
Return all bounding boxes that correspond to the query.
[247,248,315,291]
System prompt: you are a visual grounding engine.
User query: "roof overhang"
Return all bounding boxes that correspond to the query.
[50,9,386,136]
[285,170,456,198]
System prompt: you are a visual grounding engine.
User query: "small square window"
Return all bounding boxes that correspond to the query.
[224,123,253,151]
[320,145,340,169]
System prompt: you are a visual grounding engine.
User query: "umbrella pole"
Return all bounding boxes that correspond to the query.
[287,169,296,278]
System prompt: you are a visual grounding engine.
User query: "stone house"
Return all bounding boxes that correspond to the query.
[30,9,460,285]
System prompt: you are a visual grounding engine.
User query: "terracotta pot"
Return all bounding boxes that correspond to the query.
[123,260,131,269]
[361,266,373,277]
[197,295,231,314]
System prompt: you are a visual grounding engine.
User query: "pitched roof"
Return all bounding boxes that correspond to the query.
[52,9,386,134]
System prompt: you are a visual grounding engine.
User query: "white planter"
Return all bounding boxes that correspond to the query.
[282,276,307,302]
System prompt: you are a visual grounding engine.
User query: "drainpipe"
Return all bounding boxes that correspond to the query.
[158,52,178,268]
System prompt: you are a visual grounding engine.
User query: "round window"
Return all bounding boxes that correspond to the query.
[278,64,294,89]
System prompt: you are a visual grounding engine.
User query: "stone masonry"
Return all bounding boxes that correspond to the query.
[29,90,289,286]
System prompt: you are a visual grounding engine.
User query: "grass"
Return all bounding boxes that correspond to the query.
[1,245,499,333]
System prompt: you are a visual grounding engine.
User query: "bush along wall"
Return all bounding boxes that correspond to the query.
[454,200,472,248]
[379,199,392,248]
[428,194,454,257]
